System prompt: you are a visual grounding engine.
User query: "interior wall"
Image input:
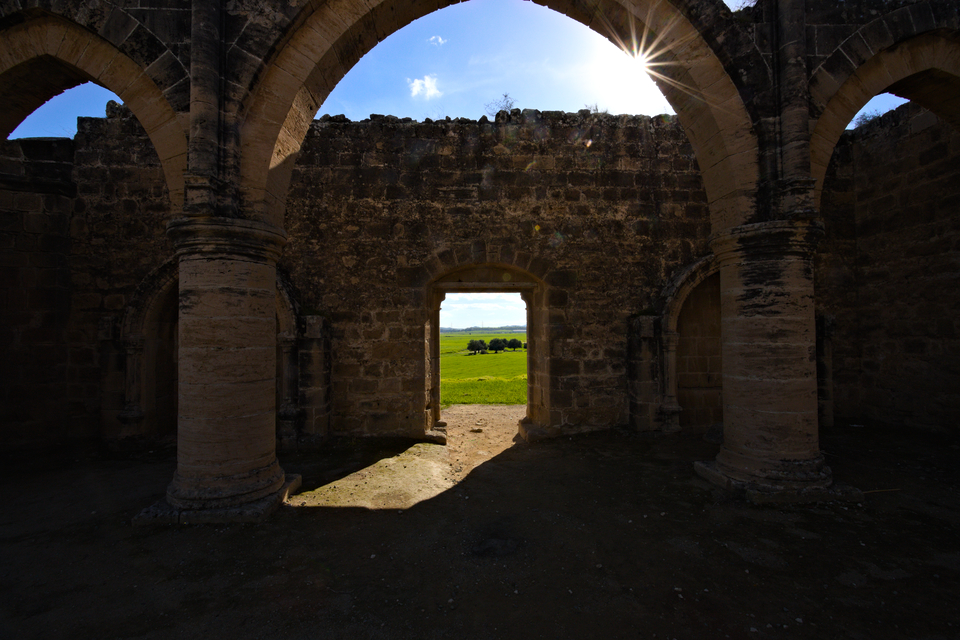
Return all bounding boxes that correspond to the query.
[283,111,711,436]
[818,104,960,432]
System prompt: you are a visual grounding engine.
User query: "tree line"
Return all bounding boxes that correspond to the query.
[467,338,525,354]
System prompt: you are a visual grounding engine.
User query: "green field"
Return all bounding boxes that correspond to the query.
[439,331,527,407]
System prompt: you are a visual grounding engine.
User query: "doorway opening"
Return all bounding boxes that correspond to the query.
[425,265,548,444]
[432,289,529,474]
[438,292,528,408]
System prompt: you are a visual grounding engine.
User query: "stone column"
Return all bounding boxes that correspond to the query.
[696,220,832,496]
[164,217,294,516]
[519,290,533,426]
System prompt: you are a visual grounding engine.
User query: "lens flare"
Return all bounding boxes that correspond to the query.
[592,3,734,116]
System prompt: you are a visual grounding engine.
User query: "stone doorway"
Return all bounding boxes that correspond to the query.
[437,291,528,418]
[426,266,544,440]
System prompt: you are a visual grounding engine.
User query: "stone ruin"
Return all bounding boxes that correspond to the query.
[1,0,958,520]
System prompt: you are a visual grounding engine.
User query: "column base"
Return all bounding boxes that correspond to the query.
[694,459,861,504]
[133,474,302,525]
[166,459,286,510]
[714,445,833,489]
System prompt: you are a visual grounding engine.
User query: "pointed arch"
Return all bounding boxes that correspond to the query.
[0,15,188,207]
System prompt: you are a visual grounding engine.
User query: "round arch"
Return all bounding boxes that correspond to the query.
[0,15,188,207]
[652,255,720,431]
[238,0,757,233]
[810,27,960,206]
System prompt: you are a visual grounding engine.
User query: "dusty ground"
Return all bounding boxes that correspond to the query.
[2,405,959,640]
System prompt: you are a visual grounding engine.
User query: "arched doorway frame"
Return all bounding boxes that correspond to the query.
[0,14,188,207]
[237,0,758,236]
[655,255,719,431]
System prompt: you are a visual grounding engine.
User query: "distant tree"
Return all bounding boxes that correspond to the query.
[507,338,522,351]
[523,342,528,349]
[852,109,882,128]
[467,339,487,354]
[488,338,506,353]
[485,93,516,117]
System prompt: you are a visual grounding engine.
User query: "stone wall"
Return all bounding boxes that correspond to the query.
[71,108,174,445]
[0,137,77,448]
[5,100,959,450]
[0,107,172,450]
[282,110,712,436]
[818,103,960,432]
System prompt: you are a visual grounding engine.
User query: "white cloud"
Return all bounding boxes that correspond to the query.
[428,35,447,46]
[440,293,527,329]
[407,75,443,100]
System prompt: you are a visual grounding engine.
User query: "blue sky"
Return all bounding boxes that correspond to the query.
[10,0,904,139]
[7,0,907,328]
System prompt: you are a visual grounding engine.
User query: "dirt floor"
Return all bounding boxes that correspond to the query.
[2,405,959,640]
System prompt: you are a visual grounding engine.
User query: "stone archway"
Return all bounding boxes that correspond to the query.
[656,255,720,433]
[427,265,544,441]
[238,0,758,235]
[0,14,188,207]
[810,29,960,206]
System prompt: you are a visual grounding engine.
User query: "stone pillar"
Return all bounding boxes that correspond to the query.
[519,290,533,426]
[696,220,832,496]
[164,217,295,516]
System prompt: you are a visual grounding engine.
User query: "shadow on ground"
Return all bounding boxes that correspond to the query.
[1,421,958,640]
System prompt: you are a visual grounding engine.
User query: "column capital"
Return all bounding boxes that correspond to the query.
[166,216,287,262]
[709,219,823,263]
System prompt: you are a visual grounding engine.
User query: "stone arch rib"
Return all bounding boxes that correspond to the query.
[0,15,188,208]
[809,10,960,205]
[659,254,718,334]
[239,0,757,233]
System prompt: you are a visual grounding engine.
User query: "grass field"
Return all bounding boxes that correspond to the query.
[439,331,527,407]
